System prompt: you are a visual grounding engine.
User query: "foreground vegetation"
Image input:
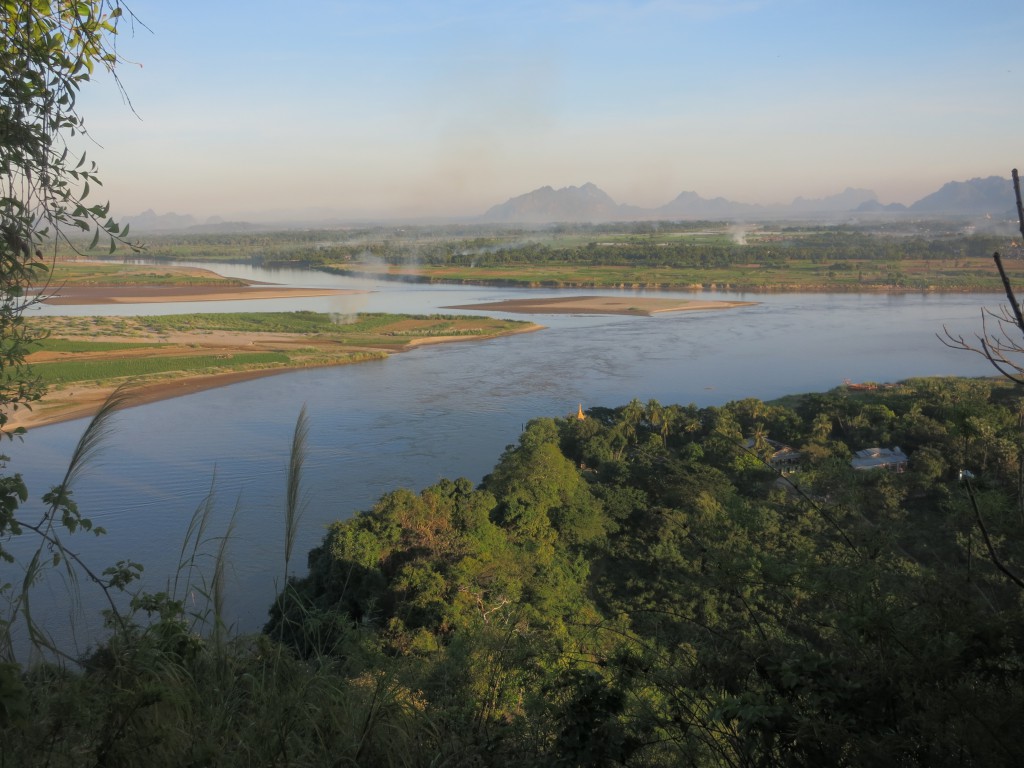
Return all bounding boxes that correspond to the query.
[4,376,1024,766]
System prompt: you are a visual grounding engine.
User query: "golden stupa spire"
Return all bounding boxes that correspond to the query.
[576,403,586,420]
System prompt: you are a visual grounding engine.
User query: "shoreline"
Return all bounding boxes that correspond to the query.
[13,276,746,432]
[325,266,1008,294]
[10,366,305,431]
[12,323,544,432]
[36,285,364,304]
[444,295,758,316]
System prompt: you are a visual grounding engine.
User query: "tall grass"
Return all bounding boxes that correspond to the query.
[0,404,476,767]
[284,404,309,580]
[1,386,137,662]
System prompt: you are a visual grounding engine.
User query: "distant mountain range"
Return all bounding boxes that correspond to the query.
[120,209,268,233]
[120,176,1015,232]
[480,177,1016,223]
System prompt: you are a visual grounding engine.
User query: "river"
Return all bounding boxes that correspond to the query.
[2,262,1005,652]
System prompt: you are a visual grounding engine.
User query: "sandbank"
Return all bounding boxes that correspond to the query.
[444,295,758,316]
[7,367,297,430]
[10,322,543,431]
[37,285,364,305]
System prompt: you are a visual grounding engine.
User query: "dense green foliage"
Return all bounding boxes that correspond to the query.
[125,221,1015,274]
[260,378,1024,765]
[6,378,1023,765]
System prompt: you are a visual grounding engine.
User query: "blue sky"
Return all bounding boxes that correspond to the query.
[79,0,1024,220]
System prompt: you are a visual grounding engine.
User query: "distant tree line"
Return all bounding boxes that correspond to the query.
[117,224,1017,274]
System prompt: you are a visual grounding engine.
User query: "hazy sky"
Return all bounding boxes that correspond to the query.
[78,0,1024,220]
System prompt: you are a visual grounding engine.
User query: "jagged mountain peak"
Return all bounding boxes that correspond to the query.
[481,183,623,223]
[480,176,1012,223]
[909,176,1012,214]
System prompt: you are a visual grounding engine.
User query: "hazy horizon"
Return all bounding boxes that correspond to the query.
[77,1,1024,221]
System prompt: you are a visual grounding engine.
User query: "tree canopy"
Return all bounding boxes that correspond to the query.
[256,380,1024,766]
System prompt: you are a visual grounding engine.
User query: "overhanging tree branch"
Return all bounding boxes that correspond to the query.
[940,168,1024,591]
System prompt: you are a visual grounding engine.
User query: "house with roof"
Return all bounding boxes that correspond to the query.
[851,446,908,472]
[741,438,803,474]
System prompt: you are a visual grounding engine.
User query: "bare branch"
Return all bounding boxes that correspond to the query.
[1013,168,1024,243]
[965,480,1024,589]
[993,251,1024,335]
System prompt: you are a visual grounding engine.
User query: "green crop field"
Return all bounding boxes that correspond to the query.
[21,312,533,405]
[34,339,168,353]
[45,262,250,287]
[141,311,517,336]
[32,352,291,386]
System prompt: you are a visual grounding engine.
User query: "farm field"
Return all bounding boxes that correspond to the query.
[45,262,252,287]
[35,263,354,303]
[14,312,539,429]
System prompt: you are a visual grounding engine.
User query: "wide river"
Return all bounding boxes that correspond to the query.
[2,262,1007,651]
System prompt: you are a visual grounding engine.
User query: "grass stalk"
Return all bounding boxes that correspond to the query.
[3,385,134,662]
[284,404,309,580]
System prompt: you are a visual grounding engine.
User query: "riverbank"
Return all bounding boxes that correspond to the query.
[34,262,365,304]
[36,284,361,304]
[324,258,1016,294]
[8,366,310,430]
[445,295,758,315]
[14,314,541,431]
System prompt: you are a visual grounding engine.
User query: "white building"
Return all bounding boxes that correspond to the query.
[851,447,908,472]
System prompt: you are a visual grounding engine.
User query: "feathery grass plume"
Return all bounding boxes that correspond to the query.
[270,405,311,647]
[173,471,219,612]
[284,404,309,579]
[2,385,134,662]
[181,494,239,641]
[210,500,239,657]
[43,384,135,516]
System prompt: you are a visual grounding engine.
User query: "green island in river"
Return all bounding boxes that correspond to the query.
[19,261,758,429]
[17,309,541,429]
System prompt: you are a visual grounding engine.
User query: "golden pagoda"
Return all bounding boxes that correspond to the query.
[576,403,586,420]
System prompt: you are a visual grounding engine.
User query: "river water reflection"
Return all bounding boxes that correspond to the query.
[4,262,1006,646]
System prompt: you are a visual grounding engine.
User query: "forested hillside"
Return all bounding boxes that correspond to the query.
[7,377,1023,766]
